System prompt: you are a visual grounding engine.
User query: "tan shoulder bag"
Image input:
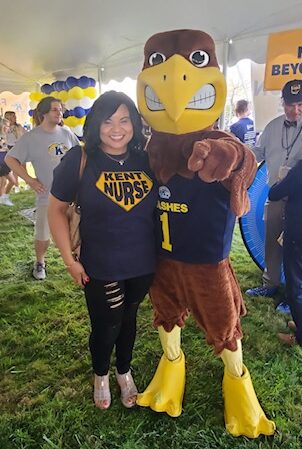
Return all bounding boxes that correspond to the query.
[66,146,87,258]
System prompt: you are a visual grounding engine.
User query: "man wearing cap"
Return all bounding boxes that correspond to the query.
[246,79,302,305]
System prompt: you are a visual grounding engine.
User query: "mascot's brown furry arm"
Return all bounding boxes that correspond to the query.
[136,29,275,438]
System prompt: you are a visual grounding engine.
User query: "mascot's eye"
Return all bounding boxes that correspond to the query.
[148,52,166,66]
[189,50,209,67]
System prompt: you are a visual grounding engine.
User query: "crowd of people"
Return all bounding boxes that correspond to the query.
[246,79,302,344]
[229,80,302,345]
[1,77,302,414]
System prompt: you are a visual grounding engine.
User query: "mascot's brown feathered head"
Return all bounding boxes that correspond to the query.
[137,29,226,135]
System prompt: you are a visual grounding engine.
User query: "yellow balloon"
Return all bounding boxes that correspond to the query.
[78,116,86,125]
[38,92,46,101]
[54,91,62,100]
[29,92,42,102]
[64,116,85,127]
[60,91,68,102]
[68,86,84,100]
[83,87,97,99]
[55,92,65,102]
[64,117,76,127]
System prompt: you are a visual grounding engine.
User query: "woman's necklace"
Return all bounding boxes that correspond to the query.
[103,150,130,165]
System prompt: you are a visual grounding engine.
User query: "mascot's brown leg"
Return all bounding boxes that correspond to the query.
[220,340,276,438]
[136,325,185,417]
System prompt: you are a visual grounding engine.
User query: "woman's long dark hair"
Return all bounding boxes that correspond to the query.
[83,91,146,157]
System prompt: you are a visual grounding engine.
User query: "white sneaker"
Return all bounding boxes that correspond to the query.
[1,194,14,206]
[32,262,46,280]
[14,186,20,193]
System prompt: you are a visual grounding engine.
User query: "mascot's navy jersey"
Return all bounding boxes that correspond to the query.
[51,145,157,281]
[156,175,236,264]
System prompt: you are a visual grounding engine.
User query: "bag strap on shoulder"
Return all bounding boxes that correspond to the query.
[74,145,87,205]
[79,145,87,180]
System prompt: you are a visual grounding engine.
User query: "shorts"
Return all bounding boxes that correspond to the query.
[34,204,50,241]
[150,257,246,354]
[0,162,11,177]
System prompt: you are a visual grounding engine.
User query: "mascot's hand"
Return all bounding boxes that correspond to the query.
[187,138,242,183]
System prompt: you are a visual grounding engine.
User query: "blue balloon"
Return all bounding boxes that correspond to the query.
[63,110,70,119]
[66,76,78,89]
[56,81,65,91]
[74,106,86,118]
[41,83,53,94]
[28,109,34,117]
[51,82,57,91]
[79,76,90,89]
[89,77,96,87]
[55,81,63,91]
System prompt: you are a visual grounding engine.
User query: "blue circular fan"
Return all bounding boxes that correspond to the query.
[239,161,284,282]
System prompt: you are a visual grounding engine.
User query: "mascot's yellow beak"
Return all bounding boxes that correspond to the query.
[137,54,226,135]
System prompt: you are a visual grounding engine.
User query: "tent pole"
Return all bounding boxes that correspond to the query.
[219,39,230,130]
[97,67,103,94]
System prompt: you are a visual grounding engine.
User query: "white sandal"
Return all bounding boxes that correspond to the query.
[94,374,111,410]
[115,369,138,408]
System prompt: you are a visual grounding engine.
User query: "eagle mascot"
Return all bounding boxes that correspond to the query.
[136,29,275,438]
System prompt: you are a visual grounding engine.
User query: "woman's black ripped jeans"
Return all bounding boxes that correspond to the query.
[84,273,154,376]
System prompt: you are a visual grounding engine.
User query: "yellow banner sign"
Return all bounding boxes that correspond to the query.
[264,28,302,91]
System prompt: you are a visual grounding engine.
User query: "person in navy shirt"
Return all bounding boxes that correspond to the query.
[269,160,302,346]
[48,91,157,410]
[230,100,256,148]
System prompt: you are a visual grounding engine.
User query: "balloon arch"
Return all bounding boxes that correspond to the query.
[28,76,98,137]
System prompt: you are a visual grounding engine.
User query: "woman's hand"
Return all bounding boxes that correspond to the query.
[66,260,90,288]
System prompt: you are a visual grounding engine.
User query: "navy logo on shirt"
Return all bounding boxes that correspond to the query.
[96,171,153,211]
[48,143,69,161]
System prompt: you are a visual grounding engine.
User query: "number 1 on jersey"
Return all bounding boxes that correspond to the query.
[160,212,172,251]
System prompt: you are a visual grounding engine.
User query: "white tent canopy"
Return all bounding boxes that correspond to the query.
[1,0,302,93]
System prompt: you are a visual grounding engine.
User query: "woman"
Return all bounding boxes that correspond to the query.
[4,111,26,193]
[48,91,157,410]
[4,111,26,148]
[0,117,17,206]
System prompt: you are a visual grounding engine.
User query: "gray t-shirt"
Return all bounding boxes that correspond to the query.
[8,125,79,205]
[253,114,302,186]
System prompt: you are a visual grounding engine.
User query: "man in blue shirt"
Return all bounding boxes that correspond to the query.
[230,100,256,148]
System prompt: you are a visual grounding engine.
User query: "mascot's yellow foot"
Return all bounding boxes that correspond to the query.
[137,351,185,417]
[223,365,276,438]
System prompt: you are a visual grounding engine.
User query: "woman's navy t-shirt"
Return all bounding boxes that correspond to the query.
[51,145,157,281]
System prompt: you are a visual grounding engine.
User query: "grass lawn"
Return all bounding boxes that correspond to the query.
[1,190,302,449]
